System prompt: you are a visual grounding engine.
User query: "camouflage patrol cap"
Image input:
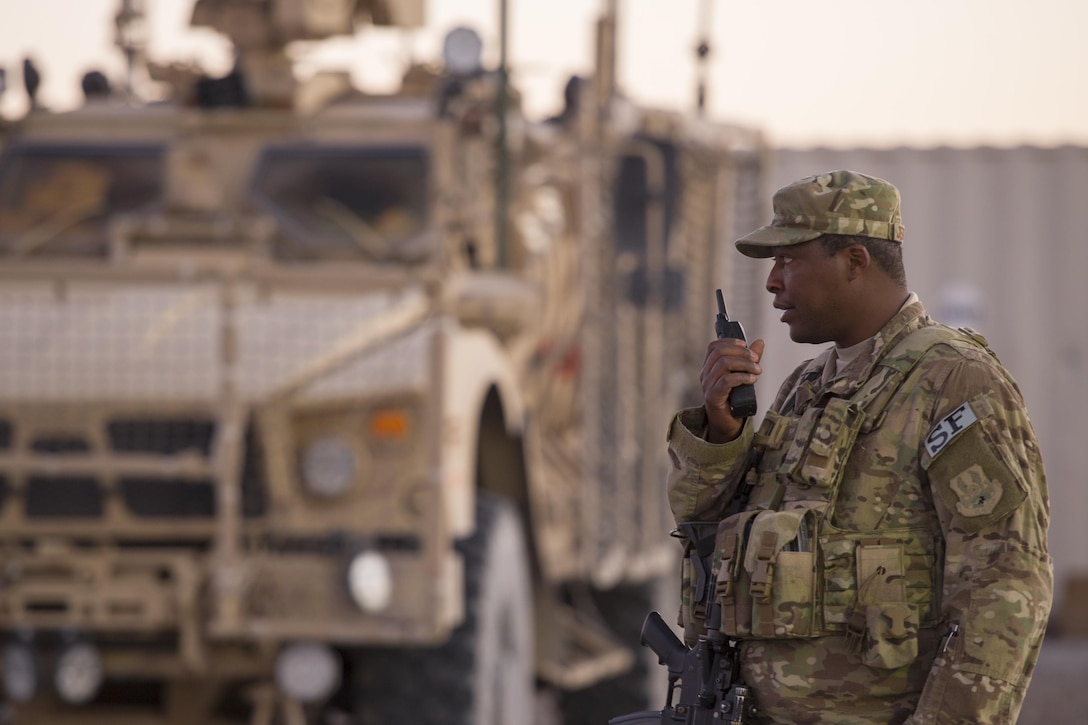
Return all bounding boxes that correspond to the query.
[735,170,905,258]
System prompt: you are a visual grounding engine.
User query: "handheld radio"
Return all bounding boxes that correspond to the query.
[714,289,757,418]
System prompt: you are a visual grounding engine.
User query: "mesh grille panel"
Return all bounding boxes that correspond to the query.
[120,478,216,518]
[7,416,267,521]
[0,282,428,402]
[0,279,432,528]
[25,476,103,517]
[0,282,220,401]
[108,419,216,456]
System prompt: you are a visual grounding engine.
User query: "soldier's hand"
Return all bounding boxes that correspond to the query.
[700,337,765,443]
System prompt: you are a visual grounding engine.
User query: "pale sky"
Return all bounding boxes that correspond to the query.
[2,0,1086,148]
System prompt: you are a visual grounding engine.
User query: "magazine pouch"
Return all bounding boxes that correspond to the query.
[716,508,817,638]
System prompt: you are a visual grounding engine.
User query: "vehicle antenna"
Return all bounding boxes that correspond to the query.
[114,0,147,102]
[695,0,714,114]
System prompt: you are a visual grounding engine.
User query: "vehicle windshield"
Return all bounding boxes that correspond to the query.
[252,145,432,263]
[0,144,163,258]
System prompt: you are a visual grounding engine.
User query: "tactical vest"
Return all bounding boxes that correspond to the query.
[691,323,987,669]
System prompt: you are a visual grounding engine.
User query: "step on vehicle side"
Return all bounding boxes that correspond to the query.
[0,1,769,722]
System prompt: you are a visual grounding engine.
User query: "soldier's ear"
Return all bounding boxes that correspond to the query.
[844,243,871,280]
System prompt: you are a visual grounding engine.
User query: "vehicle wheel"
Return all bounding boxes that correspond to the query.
[558,580,664,725]
[351,494,534,725]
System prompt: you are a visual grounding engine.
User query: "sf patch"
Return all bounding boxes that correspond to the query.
[923,396,1027,532]
[925,402,978,458]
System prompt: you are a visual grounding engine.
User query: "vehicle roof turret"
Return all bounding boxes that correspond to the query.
[151,0,424,108]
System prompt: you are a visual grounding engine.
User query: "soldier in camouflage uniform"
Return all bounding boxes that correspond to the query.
[667,170,1052,724]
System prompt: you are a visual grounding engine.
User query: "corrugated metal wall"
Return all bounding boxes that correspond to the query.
[740,146,1088,608]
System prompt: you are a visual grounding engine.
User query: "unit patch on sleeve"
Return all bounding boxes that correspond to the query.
[923,397,1027,532]
[925,402,978,458]
[950,463,1002,517]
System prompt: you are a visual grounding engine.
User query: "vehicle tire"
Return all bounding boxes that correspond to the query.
[350,493,534,725]
[558,580,664,725]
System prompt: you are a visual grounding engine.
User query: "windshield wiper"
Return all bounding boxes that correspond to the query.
[314,197,397,259]
[7,205,103,257]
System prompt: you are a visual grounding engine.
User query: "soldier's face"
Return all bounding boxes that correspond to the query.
[765,240,854,345]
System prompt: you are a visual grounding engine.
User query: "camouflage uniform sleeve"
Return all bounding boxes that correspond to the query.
[906,349,1053,725]
[665,406,754,524]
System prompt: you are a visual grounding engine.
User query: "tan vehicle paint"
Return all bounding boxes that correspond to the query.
[0,1,768,722]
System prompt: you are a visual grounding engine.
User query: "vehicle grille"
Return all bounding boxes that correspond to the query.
[25,476,103,517]
[0,415,266,520]
[108,419,216,456]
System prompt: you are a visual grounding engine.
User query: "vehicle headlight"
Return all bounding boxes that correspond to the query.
[1,642,37,703]
[54,642,103,705]
[346,551,393,613]
[299,436,358,498]
[274,642,341,703]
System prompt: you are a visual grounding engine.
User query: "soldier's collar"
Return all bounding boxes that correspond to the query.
[817,298,930,401]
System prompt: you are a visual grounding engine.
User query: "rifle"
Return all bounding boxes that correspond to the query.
[608,522,754,724]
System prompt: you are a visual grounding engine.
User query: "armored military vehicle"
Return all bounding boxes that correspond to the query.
[0,1,767,723]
